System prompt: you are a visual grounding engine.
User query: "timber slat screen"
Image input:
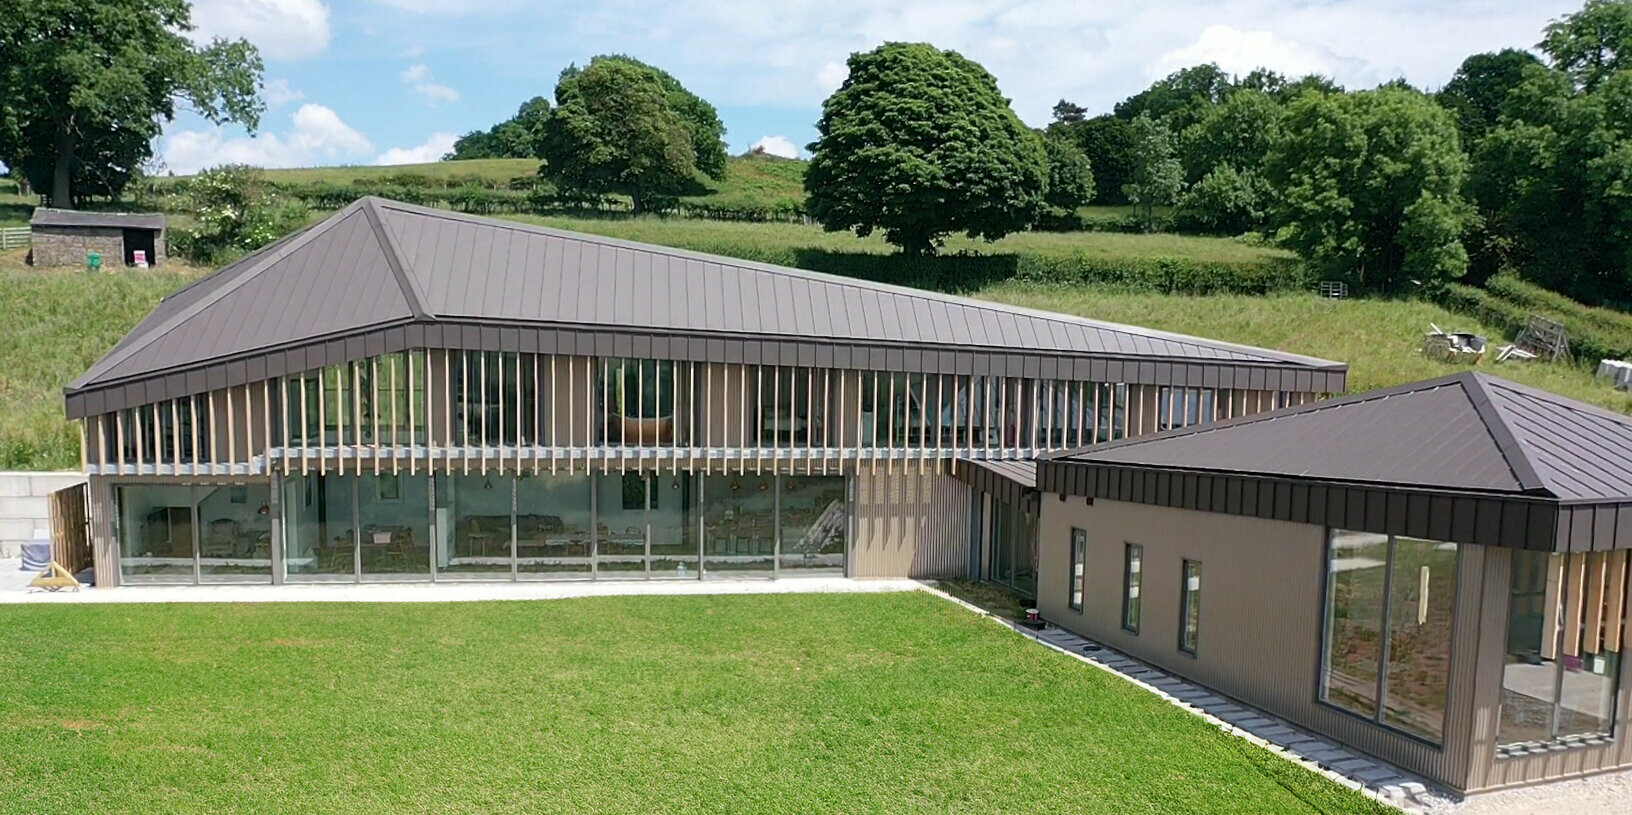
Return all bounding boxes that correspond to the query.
[48,482,92,574]
[81,350,1311,476]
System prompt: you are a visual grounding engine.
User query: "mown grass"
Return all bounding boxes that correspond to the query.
[0,592,1392,815]
[979,282,1632,413]
[0,178,31,226]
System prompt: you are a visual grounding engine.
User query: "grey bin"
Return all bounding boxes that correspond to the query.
[20,529,51,571]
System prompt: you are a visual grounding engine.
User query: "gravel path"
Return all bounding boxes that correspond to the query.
[1425,769,1632,814]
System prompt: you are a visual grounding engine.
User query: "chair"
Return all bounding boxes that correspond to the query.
[202,519,239,558]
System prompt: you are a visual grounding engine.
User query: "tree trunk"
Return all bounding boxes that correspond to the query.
[51,127,74,209]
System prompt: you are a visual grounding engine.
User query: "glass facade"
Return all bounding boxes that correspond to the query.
[1320,529,1458,744]
[984,498,1037,597]
[116,482,273,584]
[778,476,846,576]
[702,473,776,575]
[1499,551,1621,748]
[515,472,592,579]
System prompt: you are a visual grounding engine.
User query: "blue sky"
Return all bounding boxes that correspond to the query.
[161,0,1581,174]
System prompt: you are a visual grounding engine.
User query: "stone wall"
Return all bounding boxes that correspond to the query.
[0,472,86,556]
[30,225,167,268]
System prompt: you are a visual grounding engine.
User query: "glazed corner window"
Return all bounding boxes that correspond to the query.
[1320,530,1458,745]
[1498,551,1623,749]
[1179,560,1201,654]
[1123,543,1143,633]
[1068,528,1086,611]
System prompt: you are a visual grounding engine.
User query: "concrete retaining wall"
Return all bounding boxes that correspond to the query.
[0,472,86,556]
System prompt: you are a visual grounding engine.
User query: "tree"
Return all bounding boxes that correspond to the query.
[1266,86,1474,291]
[1121,114,1183,231]
[1115,64,1233,132]
[1541,0,1632,91]
[1180,89,1281,183]
[1173,164,1265,235]
[1051,99,1088,125]
[446,96,552,160]
[538,57,722,213]
[1036,134,1094,227]
[1047,114,1137,205]
[1436,49,1544,146]
[0,0,262,207]
[175,164,307,264]
[804,43,1047,256]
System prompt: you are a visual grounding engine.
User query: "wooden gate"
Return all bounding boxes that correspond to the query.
[48,482,91,575]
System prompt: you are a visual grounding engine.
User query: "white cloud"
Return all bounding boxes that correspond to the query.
[749,135,800,159]
[190,0,331,61]
[400,44,426,58]
[1154,25,1363,83]
[263,78,305,108]
[815,61,848,94]
[162,103,373,174]
[375,132,459,165]
[401,64,460,105]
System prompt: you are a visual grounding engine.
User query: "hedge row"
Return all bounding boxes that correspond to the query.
[1485,274,1632,340]
[1437,283,1632,364]
[631,238,1309,296]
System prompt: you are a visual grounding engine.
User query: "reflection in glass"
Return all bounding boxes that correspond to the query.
[596,473,649,576]
[515,472,592,579]
[648,474,699,578]
[358,472,428,579]
[779,476,845,576]
[196,484,272,583]
[1500,551,1621,746]
[1122,543,1142,631]
[702,473,774,575]
[1180,560,1202,654]
[1382,537,1457,741]
[1321,530,1389,717]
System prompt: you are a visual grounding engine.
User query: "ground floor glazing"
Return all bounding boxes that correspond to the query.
[112,471,848,584]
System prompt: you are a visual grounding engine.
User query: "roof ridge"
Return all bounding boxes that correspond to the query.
[361,197,431,320]
[369,198,1344,370]
[1458,373,1550,495]
[66,200,374,390]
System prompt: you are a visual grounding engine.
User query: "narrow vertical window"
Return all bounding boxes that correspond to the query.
[1068,528,1086,611]
[1123,543,1143,633]
[1180,560,1201,654]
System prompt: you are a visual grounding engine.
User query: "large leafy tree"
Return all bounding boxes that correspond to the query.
[1541,0,1632,91]
[1173,89,1281,234]
[804,42,1047,256]
[1047,113,1136,205]
[1436,49,1544,146]
[1115,64,1233,133]
[1121,114,1183,231]
[1471,2,1632,302]
[0,0,262,207]
[1266,86,1474,291]
[446,96,552,160]
[538,56,724,213]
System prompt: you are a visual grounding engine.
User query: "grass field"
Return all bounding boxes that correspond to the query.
[0,592,1390,815]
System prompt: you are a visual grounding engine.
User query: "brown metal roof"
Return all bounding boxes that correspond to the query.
[31,208,165,230]
[1041,371,1632,551]
[955,458,1038,510]
[65,197,1348,418]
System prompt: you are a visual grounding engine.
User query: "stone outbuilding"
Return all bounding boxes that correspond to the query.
[29,208,166,268]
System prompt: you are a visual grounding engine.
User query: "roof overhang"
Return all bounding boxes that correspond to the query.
[1039,459,1632,553]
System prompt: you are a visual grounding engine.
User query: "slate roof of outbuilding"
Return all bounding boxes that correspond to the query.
[1052,371,1632,504]
[67,197,1345,404]
[31,208,165,230]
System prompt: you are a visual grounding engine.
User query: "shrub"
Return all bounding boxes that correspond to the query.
[1437,282,1632,364]
[176,165,310,265]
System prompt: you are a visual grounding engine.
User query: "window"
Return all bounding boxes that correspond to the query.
[1123,543,1143,632]
[1180,560,1201,654]
[1068,529,1086,611]
[1320,530,1458,744]
[1499,551,1622,749]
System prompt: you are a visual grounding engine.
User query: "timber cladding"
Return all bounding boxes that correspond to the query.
[1037,496,1486,790]
[849,470,970,579]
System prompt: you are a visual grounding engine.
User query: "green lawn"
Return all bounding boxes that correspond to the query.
[0,593,1390,815]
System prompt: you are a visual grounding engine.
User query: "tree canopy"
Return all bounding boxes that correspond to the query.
[804,42,1047,256]
[445,96,552,160]
[1121,114,1183,231]
[1267,86,1473,291]
[0,0,263,207]
[537,56,726,213]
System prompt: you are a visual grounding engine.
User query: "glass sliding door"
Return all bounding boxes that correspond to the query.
[439,473,512,580]
[284,474,357,583]
[515,472,592,580]
[116,484,197,583]
[648,473,699,579]
[595,473,649,576]
[196,483,272,584]
[702,473,774,576]
[778,475,846,576]
[357,472,429,580]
